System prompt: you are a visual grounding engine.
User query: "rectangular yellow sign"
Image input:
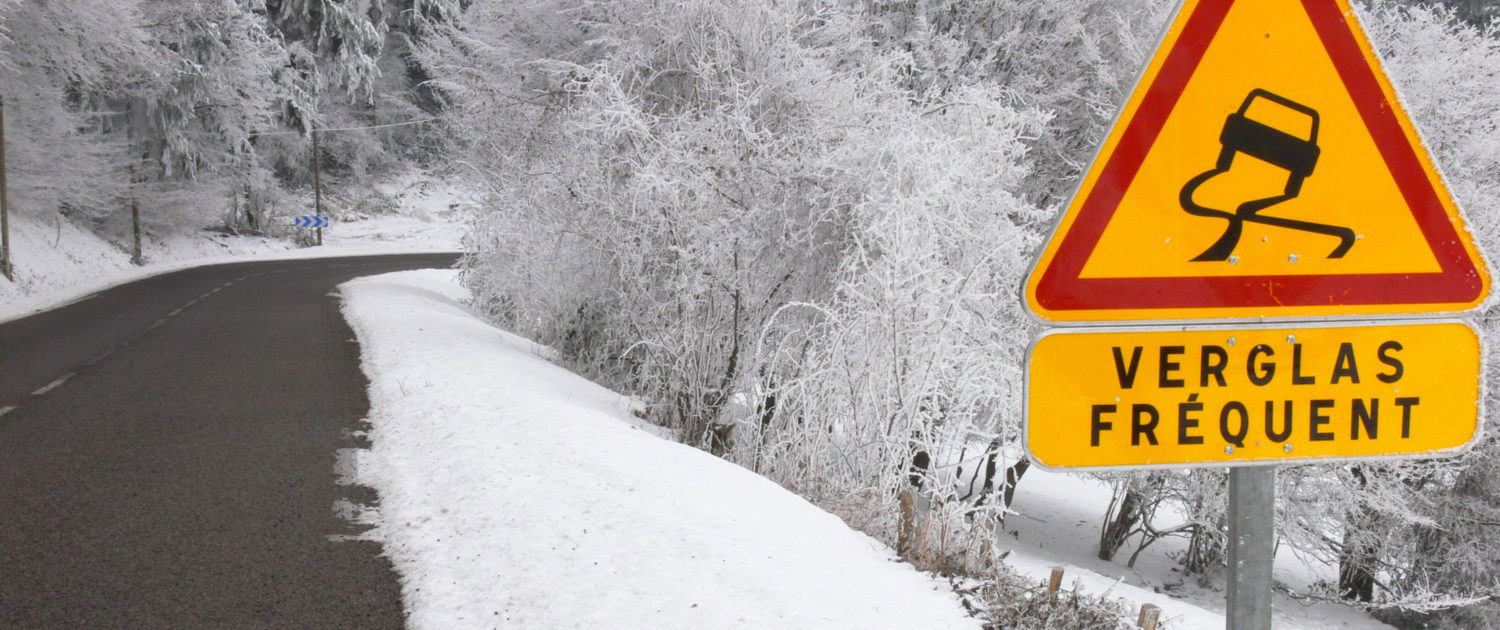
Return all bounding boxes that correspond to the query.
[1026,321,1481,470]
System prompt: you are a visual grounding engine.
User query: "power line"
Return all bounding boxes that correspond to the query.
[246,117,441,138]
[317,117,443,133]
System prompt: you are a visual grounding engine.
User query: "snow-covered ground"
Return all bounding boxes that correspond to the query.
[338,269,980,629]
[338,267,1395,629]
[0,170,469,324]
[995,469,1389,629]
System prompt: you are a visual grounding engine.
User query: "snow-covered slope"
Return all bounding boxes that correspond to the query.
[339,269,979,629]
[996,468,1390,629]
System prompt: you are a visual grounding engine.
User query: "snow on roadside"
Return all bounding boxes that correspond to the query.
[339,269,980,629]
[997,468,1391,629]
[0,175,468,324]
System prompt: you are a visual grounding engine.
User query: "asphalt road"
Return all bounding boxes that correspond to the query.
[0,253,458,628]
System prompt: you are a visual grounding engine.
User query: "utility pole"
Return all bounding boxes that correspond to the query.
[127,165,143,266]
[131,182,143,265]
[125,105,145,266]
[0,94,13,281]
[312,128,322,246]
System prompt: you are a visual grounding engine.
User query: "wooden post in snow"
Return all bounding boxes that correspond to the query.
[1137,603,1161,630]
[897,487,917,558]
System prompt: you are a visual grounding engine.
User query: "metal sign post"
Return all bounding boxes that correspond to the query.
[1227,467,1275,630]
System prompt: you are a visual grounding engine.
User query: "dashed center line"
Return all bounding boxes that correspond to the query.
[0,406,16,418]
[32,373,76,397]
[66,274,247,374]
[10,266,370,407]
[84,349,115,367]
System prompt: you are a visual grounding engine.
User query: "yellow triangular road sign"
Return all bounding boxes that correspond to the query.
[1026,0,1488,323]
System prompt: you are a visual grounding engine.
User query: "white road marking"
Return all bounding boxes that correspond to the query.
[148,319,166,330]
[31,373,75,396]
[59,294,102,308]
[168,308,183,317]
[0,406,16,418]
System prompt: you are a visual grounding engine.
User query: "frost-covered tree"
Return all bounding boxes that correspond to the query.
[1394,0,1499,26]
[851,0,1171,206]
[380,0,466,111]
[256,0,456,189]
[0,0,438,255]
[128,0,283,180]
[112,0,290,232]
[0,0,156,221]
[263,0,385,127]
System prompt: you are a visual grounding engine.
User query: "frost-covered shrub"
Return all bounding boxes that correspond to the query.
[454,1,866,445]
[440,0,1148,578]
[951,573,1133,630]
[225,163,293,234]
[446,0,1053,494]
[741,83,1047,543]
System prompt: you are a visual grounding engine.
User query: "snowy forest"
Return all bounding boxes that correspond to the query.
[0,0,452,244]
[3,0,1499,627]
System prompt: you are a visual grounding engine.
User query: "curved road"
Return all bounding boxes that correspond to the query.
[0,253,457,628]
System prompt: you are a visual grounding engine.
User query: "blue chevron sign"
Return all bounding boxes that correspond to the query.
[294,216,330,228]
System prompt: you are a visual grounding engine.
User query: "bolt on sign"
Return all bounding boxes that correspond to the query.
[1026,321,1481,470]
[1024,0,1489,324]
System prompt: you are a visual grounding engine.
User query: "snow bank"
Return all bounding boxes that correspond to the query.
[997,468,1391,629]
[339,269,979,629]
